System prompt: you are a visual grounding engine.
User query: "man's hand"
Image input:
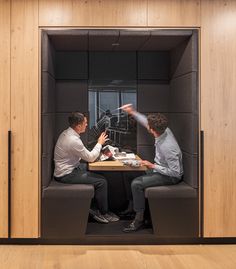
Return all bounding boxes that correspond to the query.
[140,160,155,169]
[97,132,109,145]
[120,104,135,115]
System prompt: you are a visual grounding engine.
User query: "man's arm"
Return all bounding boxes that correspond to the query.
[141,151,182,178]
[71,132,108,163]
[121,104,148,129]
[72,141,102,163]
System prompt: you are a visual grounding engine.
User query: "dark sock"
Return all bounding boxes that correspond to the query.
[127,200,133,211]
[134,211,144,222]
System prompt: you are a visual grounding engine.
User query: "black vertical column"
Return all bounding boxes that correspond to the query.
[8,130,11,238]
[200,130,204,237]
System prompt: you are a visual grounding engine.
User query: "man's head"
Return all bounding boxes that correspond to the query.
[147,113,168,137]
[68,112,88,134]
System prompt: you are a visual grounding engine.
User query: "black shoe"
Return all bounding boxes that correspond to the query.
[89,209,109,224]
[123,220,144,233]
[119,208,135,216]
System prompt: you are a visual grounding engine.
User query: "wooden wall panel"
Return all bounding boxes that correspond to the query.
[3,0,235,239]
[39,0,147,27]
[10,0,39,238]
[148,0,200,27]
[0,0,10,238]
[201,0,236,237]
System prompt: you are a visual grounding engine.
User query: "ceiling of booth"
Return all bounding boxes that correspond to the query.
[46,29,193,51]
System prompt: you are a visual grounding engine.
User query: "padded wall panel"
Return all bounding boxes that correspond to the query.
[138,81,169,113]
[42,154,54,188]
[137,123,155,146]
[42,71,56,113]
[89,30,119,51]
[169,72,198,113]
[56,52,88,79]
[114,30,150,51]
[182,152,198,188]
[138,51,169,80]
[170,33,198,79]
[140,30,192,51]
[137,145,155,162]
[55,113,88,145]
[56,80,88,112]
[42,114,56,156]
[89,52,136,80]
[49,30,88,51]
[42,32,55,77]
[169,113,198,154]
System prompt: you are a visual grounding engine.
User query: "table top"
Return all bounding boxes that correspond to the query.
[88,156,147,171]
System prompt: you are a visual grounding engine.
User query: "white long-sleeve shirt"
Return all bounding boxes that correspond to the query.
[132,111,183,179]
[54,127,101,177]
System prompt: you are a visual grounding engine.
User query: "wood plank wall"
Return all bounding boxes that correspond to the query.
[39,0,148,27]
[0,0,10,238]
[10,0,39,238]
[0,0,235,238]
[201,0,236,237]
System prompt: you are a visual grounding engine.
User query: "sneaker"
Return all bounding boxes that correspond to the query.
[89,209,109,224]
[123,219,144,233]
[104,212,120,222]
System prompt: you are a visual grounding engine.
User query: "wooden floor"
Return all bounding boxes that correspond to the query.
[0,245,236,269]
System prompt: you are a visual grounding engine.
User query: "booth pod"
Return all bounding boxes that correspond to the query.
[41,29,199,243]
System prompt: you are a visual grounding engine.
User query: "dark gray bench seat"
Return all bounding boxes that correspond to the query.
[41,180,94,239]
[145,181,199,237]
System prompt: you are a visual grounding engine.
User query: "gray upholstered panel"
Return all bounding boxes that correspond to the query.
[89,52,136,80]
[138,81,170,113]
[182,152,198,188]
[42,71,56,114]
[89,30,119,51]
[48,30,88,51]
[137,122,155,146]
[55,51,88,79]
[56,80,88,112]
[41,31,55,77]
[137,145,155,162]
[138,51,170,80]
[43,181,94,199]
[114,30,150,51]
[170,32,198,79]
[55,113,88,145]
[140,30,192,51]
[42,114,56,156]
[145,180,199,237]
[145,181,197,198]
[169,72,198,113]
[42,153,54,188]
[169,113,198,154]
[42,181,94,238]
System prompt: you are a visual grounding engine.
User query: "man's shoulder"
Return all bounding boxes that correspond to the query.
[57,128,81,144]
[162,130,181,152]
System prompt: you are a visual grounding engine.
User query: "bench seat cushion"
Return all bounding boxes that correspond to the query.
[145,181,197,199]
[43,180,94,199]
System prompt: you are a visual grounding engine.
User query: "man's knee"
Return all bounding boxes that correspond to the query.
[131,177,143,190]
[95,177,107,189]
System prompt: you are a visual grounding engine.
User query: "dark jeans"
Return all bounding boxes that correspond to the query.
[55,166,108,214]
[128,170,181,213]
